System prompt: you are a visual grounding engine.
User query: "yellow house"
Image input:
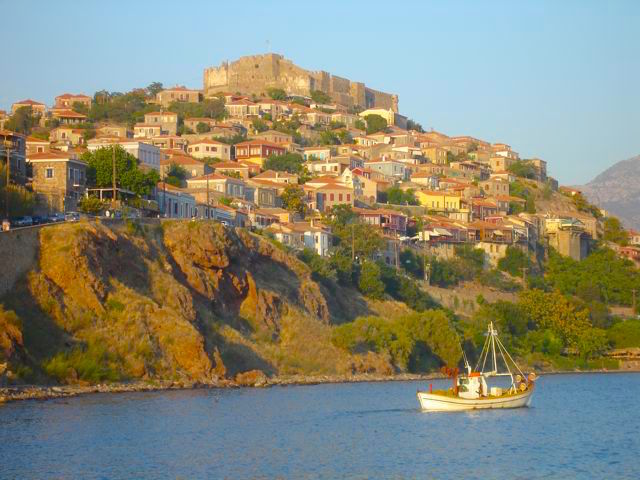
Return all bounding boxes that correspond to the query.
[422,146,448,165]
[416,190,463,212]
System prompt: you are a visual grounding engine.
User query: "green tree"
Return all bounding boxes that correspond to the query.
[169,98,226,121]
[252,118,269,133]
[267,87,287,100]
[358,260,385,299]
[318,130,340,145]
[264,153,305,174]
[354,119,366,131]
[603,217,629,245]
[545,248,640,307]
[608,320,640,348]
[146,82,164,97]
[72,101,89,115]
[364,114,387,134]
[507,160,537,179]
[165,163,187,187]
[498,246,531,277]
[311,90,332,104]
[196,122,211,133]
[4,106,38,135]
[518,289,603,355]
[82,146,159,197]
[78,196,106,215]
[322,205,384,260]
[386,186,418,205]
[407,119,424,133]
[280,184,306,216]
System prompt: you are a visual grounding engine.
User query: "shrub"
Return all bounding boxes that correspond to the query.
[607,320,640,348]
[358,260,385,299]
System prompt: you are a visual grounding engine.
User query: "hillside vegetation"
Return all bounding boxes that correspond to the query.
[0,221,454,386]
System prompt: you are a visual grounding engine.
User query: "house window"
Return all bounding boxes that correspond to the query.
[46,168,54,179]
[338,194,343,201]
[330,193,334,201]
[347,194,351,201]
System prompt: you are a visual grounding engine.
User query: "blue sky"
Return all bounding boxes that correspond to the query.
[2,0,638,184]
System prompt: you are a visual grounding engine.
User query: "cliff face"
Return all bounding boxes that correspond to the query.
[1,221,386,385]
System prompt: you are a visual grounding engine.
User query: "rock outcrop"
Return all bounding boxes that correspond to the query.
[0,220,382,386]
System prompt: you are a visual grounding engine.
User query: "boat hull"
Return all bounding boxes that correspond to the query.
[417,387,534,411]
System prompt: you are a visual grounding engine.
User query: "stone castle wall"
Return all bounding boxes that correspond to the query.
[204,54,398,112]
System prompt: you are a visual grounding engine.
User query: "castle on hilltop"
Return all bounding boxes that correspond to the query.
[203,53,399,112]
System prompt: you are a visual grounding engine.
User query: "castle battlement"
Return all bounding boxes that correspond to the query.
[203,54,398,112]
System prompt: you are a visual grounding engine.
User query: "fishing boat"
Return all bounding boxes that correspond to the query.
[417,322,537,411]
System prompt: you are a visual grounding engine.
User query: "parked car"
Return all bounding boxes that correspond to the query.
[49,213,66,223]
[31,215,50,225]
[65,212,80,222]
[11,216,33,227]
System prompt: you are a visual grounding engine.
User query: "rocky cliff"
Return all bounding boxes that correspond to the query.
[0,220,393,386]
[580,154,640,229]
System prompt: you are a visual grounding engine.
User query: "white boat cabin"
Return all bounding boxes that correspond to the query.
[457,373,488,399]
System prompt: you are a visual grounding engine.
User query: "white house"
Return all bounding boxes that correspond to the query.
[87,139,161,171]
[156,182,196,218]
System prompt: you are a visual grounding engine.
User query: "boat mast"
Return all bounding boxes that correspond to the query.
[490,322,498,375]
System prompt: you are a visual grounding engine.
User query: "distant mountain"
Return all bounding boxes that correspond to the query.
[580,155,640,229]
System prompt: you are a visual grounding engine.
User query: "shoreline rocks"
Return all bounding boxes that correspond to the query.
[1,369,638,405]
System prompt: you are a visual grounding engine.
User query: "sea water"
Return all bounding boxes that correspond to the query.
[0,373,638,479]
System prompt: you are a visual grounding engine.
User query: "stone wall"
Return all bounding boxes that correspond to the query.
[0,227,40,297]
[204,54,399,112]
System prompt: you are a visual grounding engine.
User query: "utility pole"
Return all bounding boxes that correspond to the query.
[351,223,355,261]
[520,266,528,289]
[4,140,11,221]
[394,229,399,270]
[632,289,637,313]
[206,163,210,220]
[111,144,117,208]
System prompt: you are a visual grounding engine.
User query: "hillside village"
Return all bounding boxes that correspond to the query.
[2,54,640,386]
[2,54,638,268]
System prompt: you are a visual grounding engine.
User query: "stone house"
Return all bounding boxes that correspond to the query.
[252,170,298,184]
[0,129,27,185]
[54,93,91,110]
[490,156,515,173]
[186,139,231,160]
[49,127,85,146]
[26,136,50,156]
[29,151,87,213]
[212,161,251,179]
[225,99,260,118]
[155,87,201,107]
[267,221,332,257]
[143,111,178,135]
[11,99,46,116]
[479,178,510,197]
[96,124,131,138]
[353,207,408,235]
[245,179,284,208]
[250,129,293,146]
[184,117,218,132]
[186,173,246,200]
[160,155,211,180]
[134,124,162,138]
[50,109,87,125]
